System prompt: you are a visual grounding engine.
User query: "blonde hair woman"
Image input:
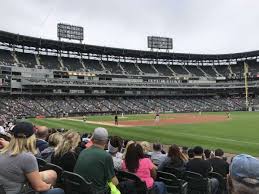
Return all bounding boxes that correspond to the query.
[140,141,152,156]
[51,130,81,172]
[41,132,63,162]
[0,122,64,194]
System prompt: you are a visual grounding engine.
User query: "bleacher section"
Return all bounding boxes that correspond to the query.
[185,66,205,77]
[16,52,37,68]
[1,48,258,79]
[103,61,123,74]
[0,49,15,66]
[39,55,62,70]
[201,66,217,77]
[62,57,83,71]
[0,96,247,119]
[120,62,140,75]
[83,59,103,72]
[231,62,243,78]
[247,60,259,77]
[154,64,173,76]
[138,63,157,74]
[214,65,230,77]
[170,65,189,75]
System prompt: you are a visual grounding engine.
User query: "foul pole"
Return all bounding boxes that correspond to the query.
[244,62,249,110]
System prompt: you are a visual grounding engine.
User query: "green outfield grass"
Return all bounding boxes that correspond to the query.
[29,111,259,156]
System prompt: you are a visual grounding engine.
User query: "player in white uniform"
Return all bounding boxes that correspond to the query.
[155,113,160,123]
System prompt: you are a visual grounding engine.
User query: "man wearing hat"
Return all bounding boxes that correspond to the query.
[228,154,259,194]
[74,127,119,193]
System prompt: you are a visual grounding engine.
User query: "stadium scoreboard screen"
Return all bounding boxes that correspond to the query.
[57,23,84,42]
[147,36,173,50]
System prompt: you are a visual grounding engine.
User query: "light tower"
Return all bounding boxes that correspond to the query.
[244,62,249,110]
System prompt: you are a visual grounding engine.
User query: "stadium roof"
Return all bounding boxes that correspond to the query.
[0,30,259,60]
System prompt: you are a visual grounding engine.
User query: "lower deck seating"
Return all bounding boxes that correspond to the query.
[0,96,247,121]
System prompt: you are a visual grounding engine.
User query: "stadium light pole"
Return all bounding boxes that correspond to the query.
[244,62,249,111]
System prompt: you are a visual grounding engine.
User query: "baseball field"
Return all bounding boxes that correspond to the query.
[29,111,259,156]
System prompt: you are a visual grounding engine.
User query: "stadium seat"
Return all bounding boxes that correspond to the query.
[42,163,64,185]
[208,172,228,194]
[163,167,185,179]
[156,171,188,194]
[184,171,210,194]
[36,158,47,171]
[61,171,94,194]
[116,170,155,194]
[0,185,6,194]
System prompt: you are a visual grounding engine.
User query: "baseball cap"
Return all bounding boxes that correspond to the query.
[230,154,259,186]
[12,122,35,138]
[92,127,108,141]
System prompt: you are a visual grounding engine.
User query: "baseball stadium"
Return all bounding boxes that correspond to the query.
[0,29,258,155]
[1,1,259,194]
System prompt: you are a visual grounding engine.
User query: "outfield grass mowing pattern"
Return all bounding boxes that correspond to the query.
[29,111,259,156]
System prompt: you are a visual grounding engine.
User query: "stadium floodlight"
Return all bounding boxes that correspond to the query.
[57,23,84,42]
[147,36,173,51]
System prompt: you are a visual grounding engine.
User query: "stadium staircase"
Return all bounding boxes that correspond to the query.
[35,99,52,116]
[151,63,159,73]
[79,55,87,70]
[118,62,126,74]
[197,66,208,77]
[134,63,143,75]
[35,54,44,69]
[99,60,106,71]
[212,65,223,77]
[11,50,20,67]
[160,98,180,112]
[58,55,66,71]
[228,64,234,77]
[74,98,91,112]
[155,98,172,111]
[166,64,176,76]
[126,98,146,113]
[183,65,191,75]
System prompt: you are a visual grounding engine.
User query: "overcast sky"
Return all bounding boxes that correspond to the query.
[1,0,259,54]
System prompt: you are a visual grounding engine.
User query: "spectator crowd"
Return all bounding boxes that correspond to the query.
[0,121,259,194]
[0,95,253,123]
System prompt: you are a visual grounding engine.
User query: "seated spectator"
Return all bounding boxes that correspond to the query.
[186,146,219,194]
[122,143,166,194]
[122,140,135,159]
[0,136,10,150]
[51,131,81,172]
[188,148,194,160]
[0,129,11,147]
[108,136,123,170]
[181,146,189,159]
[85,133,93,148]
[121,139,129,152]
[209,149,229,177]
[158,144,187,171]
[140,141,152,157]
[41,132,63,162]
[74,127,118,193]
[36,126,49,153]
[0,122,64,194]
[151,143,166,166]
[204,149,212,160]
[228,154,259,194]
